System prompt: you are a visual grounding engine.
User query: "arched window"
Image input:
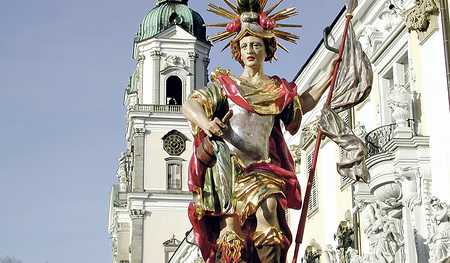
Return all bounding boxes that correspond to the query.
[166,76,182,105]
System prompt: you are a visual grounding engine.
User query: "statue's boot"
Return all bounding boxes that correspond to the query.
[251,227,284,263]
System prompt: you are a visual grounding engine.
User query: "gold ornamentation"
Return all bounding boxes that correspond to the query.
[251,226,284,247]
[192,187,206,220]
[204,0,301,51]
[216,229,246,262]
[211,67,231,82]
[235,170,286,226]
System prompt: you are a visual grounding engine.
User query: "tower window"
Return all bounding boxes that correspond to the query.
[166,76,182,105]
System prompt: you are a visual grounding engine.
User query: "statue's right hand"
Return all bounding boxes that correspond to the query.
[200,117,228,137]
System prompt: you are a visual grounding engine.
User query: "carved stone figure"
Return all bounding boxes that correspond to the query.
[117,154,129,192]
[335,221,355,252]
[302,239,322,263]
[426,197,450,263]
[371,210,401,263]
[353,199,377,237]
[182,1,337,262]
[345,247,364,263]
[322,244,337,263]
[353,198,403,262]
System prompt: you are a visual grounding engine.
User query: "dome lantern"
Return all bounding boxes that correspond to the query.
[138,0,207,42]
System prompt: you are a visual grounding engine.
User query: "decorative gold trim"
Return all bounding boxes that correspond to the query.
[251,226,284,247]
[203,23,229,27]
[223,0,238,14]
[208,3,239,19]
[270,6,296,20]
[216,230,246,262]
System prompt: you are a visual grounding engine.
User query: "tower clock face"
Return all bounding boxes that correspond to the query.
[163,134,186,156]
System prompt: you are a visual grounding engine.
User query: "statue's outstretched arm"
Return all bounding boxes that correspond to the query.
[299,57,339,113]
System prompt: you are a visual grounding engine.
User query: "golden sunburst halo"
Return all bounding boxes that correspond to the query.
[204,0,302,52]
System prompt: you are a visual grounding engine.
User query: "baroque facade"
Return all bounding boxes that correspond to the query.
[108,1,210,262]
[291,0,450,262]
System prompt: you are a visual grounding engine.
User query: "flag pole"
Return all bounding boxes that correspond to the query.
[291,5,355,263]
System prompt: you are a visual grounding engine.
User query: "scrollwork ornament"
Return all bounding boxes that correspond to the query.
[394,167,422,211]
[165,55,185,67]
[405,0,440,33]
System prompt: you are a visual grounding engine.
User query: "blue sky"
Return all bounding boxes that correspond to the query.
[0,1,343,262]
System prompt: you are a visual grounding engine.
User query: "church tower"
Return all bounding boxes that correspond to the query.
[108,1,211,262]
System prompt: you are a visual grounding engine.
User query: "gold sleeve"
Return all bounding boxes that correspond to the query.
[186,82,227,138]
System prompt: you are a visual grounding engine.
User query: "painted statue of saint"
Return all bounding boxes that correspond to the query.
[182,0,337,262]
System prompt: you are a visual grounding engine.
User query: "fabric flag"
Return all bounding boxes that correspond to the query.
[319,104,370,183]
[321,14,372,183]
[331,21,372,113]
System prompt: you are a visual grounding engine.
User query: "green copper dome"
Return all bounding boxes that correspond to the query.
[137,0,207,42]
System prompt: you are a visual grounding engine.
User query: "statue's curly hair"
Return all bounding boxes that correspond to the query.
[231,36,278,67]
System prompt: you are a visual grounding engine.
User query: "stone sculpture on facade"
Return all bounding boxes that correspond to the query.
[335,221,355,252]
[353,199,377,241]
[371,209,402,263]
[301,239,322,263]
[345,248,364,263]
[322,244,338,263]
[352,198,403,262]
[426,197,450,263]
[117,153,130,192]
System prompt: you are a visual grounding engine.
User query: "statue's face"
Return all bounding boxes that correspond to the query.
[239,36,267,68]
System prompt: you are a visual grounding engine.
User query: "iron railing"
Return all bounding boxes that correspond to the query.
[130,104,182,113]
[365,119,419,158]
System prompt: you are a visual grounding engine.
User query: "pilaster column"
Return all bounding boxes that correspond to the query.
[132,128,145,192]
[189,52,198,92]
[150,51,161,105]
[136,55,145,104]
[130,209,145,263]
